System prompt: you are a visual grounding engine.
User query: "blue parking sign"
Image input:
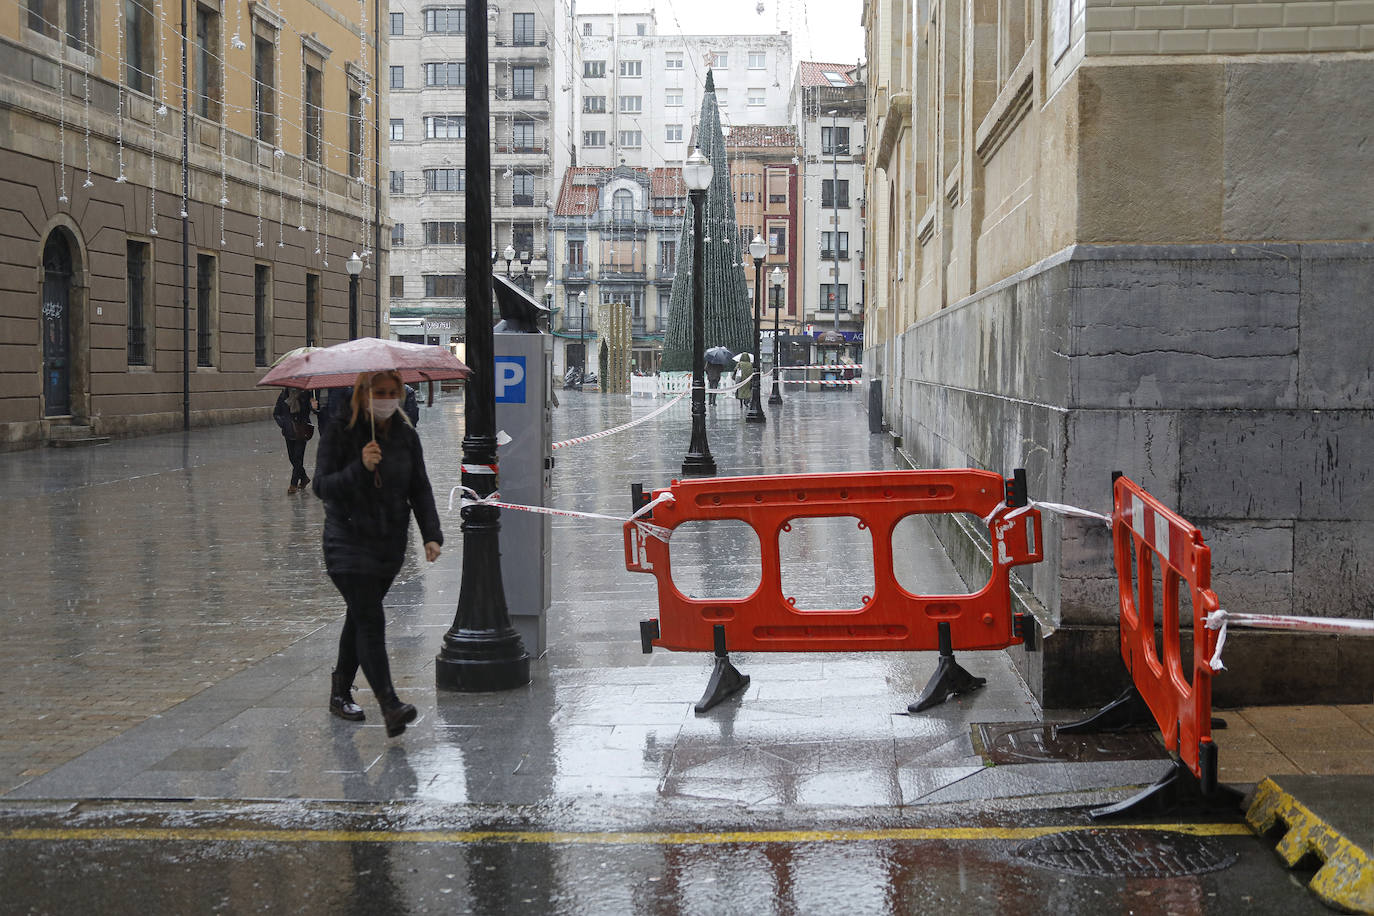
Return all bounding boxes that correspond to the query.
[494,355,527,404]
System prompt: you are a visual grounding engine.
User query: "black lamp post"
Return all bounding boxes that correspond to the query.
[346,251,362,340]
[745,234,767,423]
[680,147,716,477]
[577,290,586,390]
[769,265,784,404]
[436,0,529,692]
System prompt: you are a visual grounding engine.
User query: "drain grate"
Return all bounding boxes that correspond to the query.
[1017,829,1238,878]
[974,722,1168,765]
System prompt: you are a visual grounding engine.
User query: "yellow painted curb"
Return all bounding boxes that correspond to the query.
[1246,777,1374,915]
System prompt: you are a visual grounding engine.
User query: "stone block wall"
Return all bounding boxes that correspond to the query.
[1083,0,1374,54]
[895,243,1374,707]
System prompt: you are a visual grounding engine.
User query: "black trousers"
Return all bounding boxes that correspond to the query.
[330,572,399,705]
[285,437,309,486]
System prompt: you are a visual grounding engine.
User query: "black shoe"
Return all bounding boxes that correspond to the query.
[329,670,365,721]
[381,698,417,738]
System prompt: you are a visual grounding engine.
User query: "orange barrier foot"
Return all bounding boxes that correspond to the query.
[908,621,987,713]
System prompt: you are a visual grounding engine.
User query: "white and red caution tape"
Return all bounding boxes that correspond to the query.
[777,364,866,372]
[446,486,676,542]
[1205,609,1374,671]
[982,499,1113,528]
[550,374,759,450]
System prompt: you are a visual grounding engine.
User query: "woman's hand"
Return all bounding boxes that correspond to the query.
[362,440,382,471]
[424,541,441,562]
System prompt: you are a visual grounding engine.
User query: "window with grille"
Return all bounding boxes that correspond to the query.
[583,96,606,113]
[512,66,535,98]
[424,275,462,297]
[423,221,464,245]
[612,189,635,221]
[254,264,271,366]
[304,64,322,162]
[511,12,534,44]
[821,231,850,260]
[583,60,605,78]
[512,118,536,151]
[512,171,535,206]
[198,254,218,364]
[389,275,405,299]
[392,223,406,246]
[424,115,464,139]
[390,12,403,35]
[126,240,151,366]
[389,65,404,89]
[768,224,787,256]
[821,179,850,208]
[423,7,464,33]
[658,240,676,272]
[390,119,405,141]
[423,168,464,191]
[390,171,404,194]
[821,126,850,156]
[820,283,849,311]
[424,62,464,87]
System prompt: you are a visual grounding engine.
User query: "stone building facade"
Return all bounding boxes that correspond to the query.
[863,0,1374,705]
[1,0,384,448]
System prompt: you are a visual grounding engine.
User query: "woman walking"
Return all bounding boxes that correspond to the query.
[313,370,443,737]
[273,388,317,494]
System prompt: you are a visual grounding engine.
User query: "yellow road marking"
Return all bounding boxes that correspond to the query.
[0,822,1253,846]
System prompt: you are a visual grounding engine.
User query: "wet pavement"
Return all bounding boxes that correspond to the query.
[0,386,1332,912]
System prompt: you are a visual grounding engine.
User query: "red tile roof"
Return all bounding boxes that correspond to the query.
[797,60,858,88]
[725,125,799,149]
[554,166,685,217]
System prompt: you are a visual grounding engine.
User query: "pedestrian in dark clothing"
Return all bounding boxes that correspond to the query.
[706,363,723,405]
[403,385,420,426]
[323,386,353,424]
[313,370,443,737]
[273,388,317,494]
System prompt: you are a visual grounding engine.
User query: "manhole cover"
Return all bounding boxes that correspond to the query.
[974,723,1168,764]
[1016,829,1238,878]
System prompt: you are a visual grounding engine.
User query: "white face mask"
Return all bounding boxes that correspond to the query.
[369,397,400,420]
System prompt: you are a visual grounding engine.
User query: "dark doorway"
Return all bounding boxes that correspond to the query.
[41,233,73,417]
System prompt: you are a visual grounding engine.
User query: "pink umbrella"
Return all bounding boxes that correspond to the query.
[257,337,471,390]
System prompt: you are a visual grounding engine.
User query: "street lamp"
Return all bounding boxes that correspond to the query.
[745,234,767,423]
[436,0,529,692]
[769,265,784,404]
[577,290,587,390]
[346,251,363,340]
[680,146,716,476]
[503,243,516,278]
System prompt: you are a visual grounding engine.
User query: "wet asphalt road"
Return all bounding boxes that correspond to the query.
[0,385,1321,913]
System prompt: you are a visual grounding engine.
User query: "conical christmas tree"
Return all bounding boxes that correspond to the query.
[660,71,754,371]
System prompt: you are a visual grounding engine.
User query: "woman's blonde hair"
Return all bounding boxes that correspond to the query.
[346,370,407,429]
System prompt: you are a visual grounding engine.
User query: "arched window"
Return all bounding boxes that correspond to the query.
[612,188,634,222]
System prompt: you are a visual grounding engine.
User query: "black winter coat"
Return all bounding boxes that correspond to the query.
[312,415,443,578]
[273,390,315,441]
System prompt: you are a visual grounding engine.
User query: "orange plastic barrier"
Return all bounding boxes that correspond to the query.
[1112,474,1222,790]
[624,469,1043,655]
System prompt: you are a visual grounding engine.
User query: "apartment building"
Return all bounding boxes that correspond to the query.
[386,0,557,346]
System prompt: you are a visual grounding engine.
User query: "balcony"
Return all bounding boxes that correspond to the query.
[562,264,591,282]
[494,190,550,212]
[493,86,550,111]
[651,263,677,284]
[492,139,551,168]
[491,30,551,61]
[598,264,646,281]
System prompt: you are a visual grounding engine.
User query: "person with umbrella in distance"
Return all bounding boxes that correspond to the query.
[312,369,444,737]
[704,346,733,406]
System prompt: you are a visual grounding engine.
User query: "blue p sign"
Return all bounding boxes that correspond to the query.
[494,355,527,404]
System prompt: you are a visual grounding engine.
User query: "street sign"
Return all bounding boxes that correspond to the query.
[494,355,527,403]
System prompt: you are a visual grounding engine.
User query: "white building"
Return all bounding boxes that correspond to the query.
[791,62,866,350]
[568,10,792,169]
[386,0,559,345]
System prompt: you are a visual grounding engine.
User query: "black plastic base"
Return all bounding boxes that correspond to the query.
[909,622,986,713]
[681,454,717,476]
[1089,757,1245,820]
[694,624,750,713]
[435,650,531,692]
[1057,686,1155,734]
